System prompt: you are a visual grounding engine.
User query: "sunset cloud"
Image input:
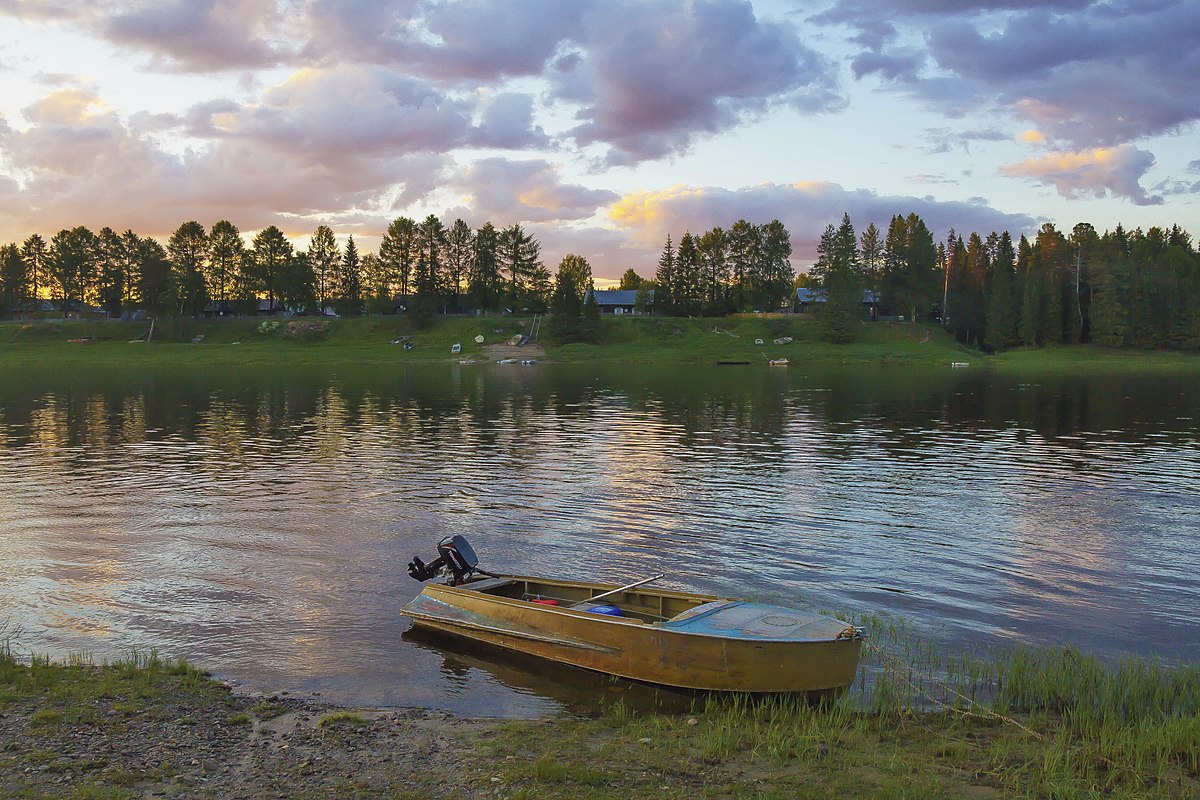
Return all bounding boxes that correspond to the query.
[559,0,842,163]
[444,158,618,225]
[1000,145,1163,205]
[0,86,447,236]
[608,182,1035,261]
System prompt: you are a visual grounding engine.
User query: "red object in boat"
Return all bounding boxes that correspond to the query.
[531,598,559,606]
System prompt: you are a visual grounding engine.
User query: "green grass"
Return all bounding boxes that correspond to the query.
[3,621,1197,798]
[0,314,969,368]
[316,710,368,729]
[4,314,1196,372]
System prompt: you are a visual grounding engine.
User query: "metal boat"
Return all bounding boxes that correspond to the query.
[400,536,863,694]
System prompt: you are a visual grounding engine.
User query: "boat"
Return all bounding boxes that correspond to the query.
[773,336,793,345]
[451,342,462,354]
[400,536,864,695]
[769,359,789,367]
[951,361,970,368]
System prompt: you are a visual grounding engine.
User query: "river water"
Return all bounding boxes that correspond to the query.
[0,362,1197,717]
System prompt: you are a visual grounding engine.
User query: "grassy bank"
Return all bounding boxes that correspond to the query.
[0,315,972,369]
[3,626,1197,799]
[3,315,1198,373]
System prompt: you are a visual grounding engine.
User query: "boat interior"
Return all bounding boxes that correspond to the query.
[459,576,716,624]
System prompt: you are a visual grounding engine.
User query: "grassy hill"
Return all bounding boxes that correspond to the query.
[0,314,972,369]
[1,314,1195,371]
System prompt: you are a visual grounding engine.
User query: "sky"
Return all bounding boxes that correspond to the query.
[0,0,1196,282]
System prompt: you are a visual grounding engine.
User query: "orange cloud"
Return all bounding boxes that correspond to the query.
[1000,144,1161,205]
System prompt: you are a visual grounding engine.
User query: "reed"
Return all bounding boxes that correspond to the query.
[588,612,1199,799]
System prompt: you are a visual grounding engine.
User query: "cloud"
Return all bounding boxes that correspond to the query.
[0,0,292,71]
[926,3,1200,147]
[302,0,577,80]
[922,126,1008,154]
[607,181,1036,261]
[851,48,925,82]
[103,0,288,71]
[559,0,843,164]
[0,86,447,238]
[1000,144,1163,205]
[215,66,475,156]
[817,1,1200,149]
[443,158,618,224]
[470,93,551,150]
[1018,129,1045,143]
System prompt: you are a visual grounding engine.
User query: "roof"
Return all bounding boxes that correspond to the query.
[796,287,879,303]
[588,289,652,305]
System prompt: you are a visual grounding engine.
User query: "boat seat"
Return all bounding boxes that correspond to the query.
[461,577,517,593]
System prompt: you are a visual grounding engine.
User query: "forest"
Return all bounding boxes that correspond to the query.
[1,212,1197,351]
[807,214,1200,350]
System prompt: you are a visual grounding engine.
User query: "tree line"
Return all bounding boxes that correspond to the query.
[0,217,555,324]
[808,212,1200,350]
[641,220,795,315]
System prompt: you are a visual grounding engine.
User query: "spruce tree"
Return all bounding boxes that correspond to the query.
[654,235,675,315]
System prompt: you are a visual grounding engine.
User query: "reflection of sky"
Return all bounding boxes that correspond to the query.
[0,366,1198,717]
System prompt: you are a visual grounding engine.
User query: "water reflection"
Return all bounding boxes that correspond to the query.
[0,363,1197,716]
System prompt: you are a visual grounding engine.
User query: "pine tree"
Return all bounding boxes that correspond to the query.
[0,244,26,314]
[582,280,601,341]
[167,221,209,317]
[697,227,728,314]
[617,269,642,290]
[95,227,125,318]
[209,220,244,310]
[654,235,675,316]
[337,235,363,317]
[445,219,474,313]
[20,234,47,302]
[250,226,292,313]
[760,220,794,312]
[675,232,701,315]
[984,231,1017,351]
[496,224,545,312]
[307,225,340,313]
[548,262,584,342]
[379,217,417,299]
[468,222,501,312]
[860,222,883,306]
[819,215,862,343]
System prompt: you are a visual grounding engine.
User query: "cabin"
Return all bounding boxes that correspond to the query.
[795,288,879,317]
[585,289,654,315]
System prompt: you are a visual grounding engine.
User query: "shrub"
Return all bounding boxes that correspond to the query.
[283,320,330,342]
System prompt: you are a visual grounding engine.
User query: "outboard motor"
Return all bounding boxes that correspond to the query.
[407,535,482,586]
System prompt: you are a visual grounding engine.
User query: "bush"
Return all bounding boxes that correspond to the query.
[256,320,281,335]
[283,320,330,342]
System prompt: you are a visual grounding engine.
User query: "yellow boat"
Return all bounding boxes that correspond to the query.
[400,537,864,695]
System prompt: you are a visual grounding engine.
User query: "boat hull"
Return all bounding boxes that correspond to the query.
[401,576,862,694]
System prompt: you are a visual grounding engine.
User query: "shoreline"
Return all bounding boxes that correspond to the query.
[3,641,1197,799]
[2,316,1198,372]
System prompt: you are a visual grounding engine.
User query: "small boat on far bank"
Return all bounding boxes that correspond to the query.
[400,536,864,695]
[769,359,790,367]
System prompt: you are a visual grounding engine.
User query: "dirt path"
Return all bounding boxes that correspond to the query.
[477,343,547,361]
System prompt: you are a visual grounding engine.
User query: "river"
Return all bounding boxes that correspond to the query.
[1,362,1197,716]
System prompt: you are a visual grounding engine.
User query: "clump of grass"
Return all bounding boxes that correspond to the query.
[317,710,367,729]
[251,699,289,720]
[226,712,251,726]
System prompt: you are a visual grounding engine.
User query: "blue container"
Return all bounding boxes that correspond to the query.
[582,604,623,616]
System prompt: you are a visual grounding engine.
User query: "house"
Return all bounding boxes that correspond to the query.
[585,289,653,315]
[795,287,879,313]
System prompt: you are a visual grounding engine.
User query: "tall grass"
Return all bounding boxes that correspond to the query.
[600,612,1199,798]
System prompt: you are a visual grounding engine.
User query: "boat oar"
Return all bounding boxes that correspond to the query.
[572,574,665,608]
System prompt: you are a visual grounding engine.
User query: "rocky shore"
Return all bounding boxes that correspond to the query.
[0,672,522,799]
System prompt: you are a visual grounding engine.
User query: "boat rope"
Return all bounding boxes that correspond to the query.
[862,640,1186,792]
